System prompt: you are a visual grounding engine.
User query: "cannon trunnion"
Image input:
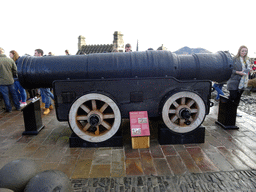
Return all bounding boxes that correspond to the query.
[17,51,233,143]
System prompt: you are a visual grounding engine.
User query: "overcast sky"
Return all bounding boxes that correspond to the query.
[1,0,255,57]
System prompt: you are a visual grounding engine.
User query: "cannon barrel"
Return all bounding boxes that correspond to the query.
[17,50,233,89]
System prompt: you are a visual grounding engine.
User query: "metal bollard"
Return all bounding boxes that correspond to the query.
[22,98,45,135]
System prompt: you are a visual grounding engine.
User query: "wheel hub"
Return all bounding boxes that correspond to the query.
[179,108,192,125]
[89,114,100,126]
[179,108,191,120]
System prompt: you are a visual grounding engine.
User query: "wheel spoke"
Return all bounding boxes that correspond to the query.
[180,119,185,126]
[95,126,100,135]
[100,103,109,113]
[103,113,115,119]
[77,115,88,121]
[173,101,179,108]
[92,100,97,110]
[171,115,178,122]
[190,109,198,113]
[101,120,111,130]
[83,123,91,131]
[169,109,176,114]
[77,120,83,127]
[181,97,186,105]
[80,104,90,113]
[187,100,195,107]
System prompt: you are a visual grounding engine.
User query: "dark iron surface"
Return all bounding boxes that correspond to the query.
[17,51,233,89]
[53,77,211,121]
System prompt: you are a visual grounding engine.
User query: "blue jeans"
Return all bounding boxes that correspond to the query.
[14,80,27,102]
[0,84,20,111]
[40,88,54,108]
[213,83,224,100]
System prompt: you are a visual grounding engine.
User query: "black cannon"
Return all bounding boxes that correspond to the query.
[18,50,233,143]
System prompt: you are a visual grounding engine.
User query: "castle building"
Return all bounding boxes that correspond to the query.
[77,31,125,55]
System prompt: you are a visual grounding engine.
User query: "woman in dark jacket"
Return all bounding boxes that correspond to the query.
[226,45,251,114]
[9,50,27,107]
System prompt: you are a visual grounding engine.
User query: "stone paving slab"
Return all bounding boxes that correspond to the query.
[1,103,256,191]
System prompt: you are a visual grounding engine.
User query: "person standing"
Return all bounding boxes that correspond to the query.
[9,50,27,107]
[0,47,20,112]
[34,49,54,115]
[65,50,70,55]
[125,44,132,52]
[213,82,224,101]
[227,45,251,116]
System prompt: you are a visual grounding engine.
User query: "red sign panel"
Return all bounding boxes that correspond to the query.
[129,111,150,137]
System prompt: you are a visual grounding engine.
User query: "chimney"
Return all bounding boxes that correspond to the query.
[113,31,124,52]
[78,35,86,50]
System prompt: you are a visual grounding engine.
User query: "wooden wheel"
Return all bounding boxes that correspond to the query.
[162,91,206,133]
[68,93,121,142]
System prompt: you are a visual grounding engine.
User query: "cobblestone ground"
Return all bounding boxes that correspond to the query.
[71,170,256,192]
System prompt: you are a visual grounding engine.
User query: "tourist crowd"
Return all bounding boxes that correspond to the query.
[0,48,70,115]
